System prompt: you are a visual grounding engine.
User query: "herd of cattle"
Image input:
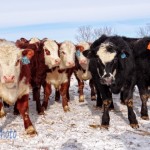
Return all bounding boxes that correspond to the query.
[0,35,150,135]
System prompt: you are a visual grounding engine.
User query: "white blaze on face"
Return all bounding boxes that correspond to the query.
[59,41,76,69]
[43,40,60,69]
[97,43,116,65]
[29,37,40,44]
[0,41,22,104]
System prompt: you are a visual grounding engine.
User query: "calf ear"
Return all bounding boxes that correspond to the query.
[76,45,84,52]
[57,43,62,48]
[16,40,29,49]
[22,49,34,60]
[82,49,96,58]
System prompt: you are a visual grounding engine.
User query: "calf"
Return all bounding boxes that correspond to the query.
[83,35,138,129]
[74,42,96,102]
[16,38,60,114]
[44,41,76,111]
[0,40,36,134]
[122,36,150,120]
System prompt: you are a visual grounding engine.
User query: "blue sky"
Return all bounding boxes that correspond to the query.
[0,0,150,42]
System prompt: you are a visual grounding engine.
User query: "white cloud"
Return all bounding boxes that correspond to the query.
[0,0,150,41]
[0,0,150,28]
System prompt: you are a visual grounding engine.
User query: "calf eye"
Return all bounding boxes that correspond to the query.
[45,49,50,55]
[15,59,20,66]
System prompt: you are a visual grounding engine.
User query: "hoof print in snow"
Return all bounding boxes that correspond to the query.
[89,124,101,129]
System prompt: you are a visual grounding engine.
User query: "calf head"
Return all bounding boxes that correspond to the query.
[0,41,34,89]
[42,39,60,69]
[0,41,34,92]
[76,42,90,67]
[83,36,130,85]
[59,41,76,69]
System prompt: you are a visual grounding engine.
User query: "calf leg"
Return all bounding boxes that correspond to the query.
[17,95,36,135]
[93,79,112,128]
[96,92,103,108]
[60,82,70,112]
[66,79,71,101]
[120,91,126,105]
[94,83,103,108]
[138,84,149,120]
[33,86,44,115]
[78,80,84,102]
[123,87,138,128]
[14,102,19,115]
[89,79,96,101]
[101,99,112,128]
[0,102,5,118]
[42,83,51,110]
[55,89,60,101]
[101,85,113,128]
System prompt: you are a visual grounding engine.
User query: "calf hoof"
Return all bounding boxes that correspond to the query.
[42,102,48,110]
[14,110,20,116]
[109,107,115,111]
[0,107,6,118]
[101,124,109,129]
[64,106,70,112]
[141,116,149,120]
[37,108,45,115]
[120,100,126,105]
[91,96,96,101]
[79,95,84,102]
[55,97,60,102]
[95,105,102,110]
[130,123,139,129]
[38,111,45,115]
[96,103,103,108]
[0,111,6,118]
[26,126,37,135]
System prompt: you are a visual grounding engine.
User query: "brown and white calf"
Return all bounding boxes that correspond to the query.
[16,38,60,115]
[44,41,76,112]
[74,42,96,102]
[0,40,36,135]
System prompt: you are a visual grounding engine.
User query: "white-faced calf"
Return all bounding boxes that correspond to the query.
[0,40,36,135]
[74,42,96,102]
[44,41,76,112]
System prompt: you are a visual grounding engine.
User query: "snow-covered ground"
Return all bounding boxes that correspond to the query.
[0,75,150,150]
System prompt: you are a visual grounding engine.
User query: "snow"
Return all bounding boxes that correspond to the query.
[0,75,150,150]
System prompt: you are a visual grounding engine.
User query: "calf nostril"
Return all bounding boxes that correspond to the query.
[55,59,60,64]
[11,76,15,80]
[68,62,74,66]
[3,76,7,80]
[3,76,15,82]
